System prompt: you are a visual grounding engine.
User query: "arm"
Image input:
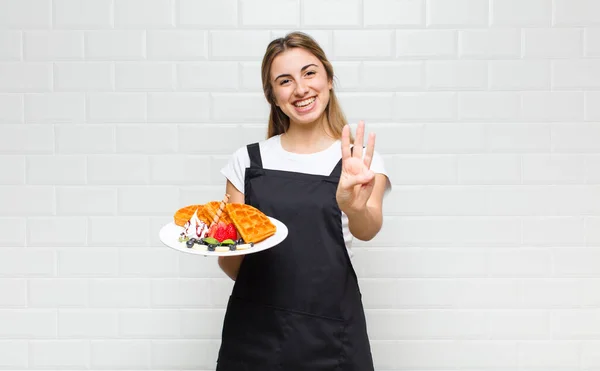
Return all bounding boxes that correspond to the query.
[346,173,387,241]
[217,180,245,281]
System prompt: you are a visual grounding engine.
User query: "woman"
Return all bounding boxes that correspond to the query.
[216,31,390,371]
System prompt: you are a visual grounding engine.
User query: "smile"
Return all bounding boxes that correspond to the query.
[293,97,316,107]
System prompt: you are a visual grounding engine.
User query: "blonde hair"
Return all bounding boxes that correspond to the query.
[261,32,348,139]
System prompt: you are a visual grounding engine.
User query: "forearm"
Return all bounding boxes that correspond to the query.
[218,256,244,281]
[346,204,382,241]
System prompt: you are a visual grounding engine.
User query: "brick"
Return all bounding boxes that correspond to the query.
[386,186,487,216]
[24,31,83,61]
[147,31,207,60]
[151,340,218,369]
[426,60,487,90]
[53,0,112,28]
[331,62,361,91]
[459,92,521,121]
[388,155,455,185]
[519,342,579,367]
[240,62,262,91]
[85,30,145,60]
[554,0,600,26]
[28,279,87,307]
[87,93,146,123]
[487,123,550,153]
[151,279,212,308]
[0,186,53,216]
[582,341,600,368]
[0,217,26,246]
[337,93,394,122]
[24,93,85,124]
[459,29,520,58]
[55,125,115,154]
[115,62,173,91]
[28,155,85,189]
[364,0,423,27]
[177,62,238,91]
[117,186,179,215]
[587,155,600,184]
[147,93,210,122]
[114,0,172,28]
[522,92,584,122]
[397,30,456,58]
[488,311,549,339]
[523,155,585,185]
[368,124,423,154]
[491,0,551,26]
[0,156,25,185]
[57,248,118,277]
[394,93,456,121]
[0,31,21,60]
[56,186,116,215]
[554,248,600,277]
[554,186,600,216]
[553,59,600,90]
[59,310,118,338]
[0,279,26,307]
[523,217,585,247]
[458,154,521,184]
[362,62,424,90]
[116,125,178,154]
[27,217,87,247]
[0,0,51,28]
[0,310,56,338]
[149,155,211,185]
[212,93,268,122]
[180,310,224,338]
[586,28,600,56]
[0,63,51,92]
[119,248,179,277]
[91,341,150,369]
[210,31,271,59]
[0,94,23,123]
[0,340,27,368]
[89,279,150,308]
[427,0,488,27]
[489,248,552,277]
[303,0,359,27]
[333,30,394,58]
[178,125,245,155]
[552,123,600,153]
[0,249,55,277]
[120,310,180,338]
[88,217,150,247]
[424,123,486,153]
[523,29,583,58]
[178,0,236,27]
[30,340,89,369]
[454,280,521,308]
[87,155,149,185]
[54,62,113,91]
[520,279,582,308]
[242,0,299,27]
[490,60,550,90]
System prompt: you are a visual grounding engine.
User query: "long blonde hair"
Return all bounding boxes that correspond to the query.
[261,32,347,139]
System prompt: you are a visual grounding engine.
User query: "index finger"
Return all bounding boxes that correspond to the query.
[341,124,351,161]
[363,132,375,169]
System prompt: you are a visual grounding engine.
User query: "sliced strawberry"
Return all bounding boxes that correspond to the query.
[207,224,218,238]
[224,223,237,241]
[213,224,229,242]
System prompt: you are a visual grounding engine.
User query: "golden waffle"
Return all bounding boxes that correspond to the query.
[226,203,276,243]
[201,201,233,226]
[174,204,204,227]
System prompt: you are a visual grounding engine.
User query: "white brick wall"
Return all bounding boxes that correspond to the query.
[0,0,599,370]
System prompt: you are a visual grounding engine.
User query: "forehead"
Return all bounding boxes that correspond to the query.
[270,48,322,79]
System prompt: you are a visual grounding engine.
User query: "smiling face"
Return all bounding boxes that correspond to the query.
[269,47,333,128]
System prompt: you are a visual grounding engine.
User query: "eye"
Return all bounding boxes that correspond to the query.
[279,79,291,86]
[305,71,316,77]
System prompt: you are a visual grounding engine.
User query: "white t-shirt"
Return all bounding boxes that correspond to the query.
[220,134,391,258]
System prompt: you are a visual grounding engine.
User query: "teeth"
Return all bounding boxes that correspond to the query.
[294,97,315,107]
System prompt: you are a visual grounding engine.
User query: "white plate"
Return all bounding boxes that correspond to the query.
[158,217,288,257]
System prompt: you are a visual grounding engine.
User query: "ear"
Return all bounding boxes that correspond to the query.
[328,79,333,90]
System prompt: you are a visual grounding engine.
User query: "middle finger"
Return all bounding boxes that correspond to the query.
[354,121,364,159]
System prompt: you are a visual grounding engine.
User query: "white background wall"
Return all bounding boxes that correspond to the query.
[1,0,599,370]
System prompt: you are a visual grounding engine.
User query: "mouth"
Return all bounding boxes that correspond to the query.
[293,96,316,108]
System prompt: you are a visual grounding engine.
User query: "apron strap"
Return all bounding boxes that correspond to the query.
[247,143,263,169]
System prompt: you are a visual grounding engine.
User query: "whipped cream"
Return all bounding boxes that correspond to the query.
[180,210,208,240]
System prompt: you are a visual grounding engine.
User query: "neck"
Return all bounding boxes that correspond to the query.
[281,114,335,154]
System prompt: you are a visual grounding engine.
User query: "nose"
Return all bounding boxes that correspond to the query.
[294,80,309,96]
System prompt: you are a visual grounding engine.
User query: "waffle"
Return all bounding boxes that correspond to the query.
[226,203,276,243]
[174,204,204,227]
[201,201,233,226]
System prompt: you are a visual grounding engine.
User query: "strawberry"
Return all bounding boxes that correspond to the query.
[207,221,225,239]
[213,222,229,242]
[224,223,237,241]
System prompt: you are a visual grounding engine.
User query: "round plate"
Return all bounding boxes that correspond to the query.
[158,217,288,257]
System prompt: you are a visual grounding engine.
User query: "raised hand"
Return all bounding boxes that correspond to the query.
[336,121,376,214]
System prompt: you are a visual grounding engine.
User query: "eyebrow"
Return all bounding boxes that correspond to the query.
[274,64,319,82]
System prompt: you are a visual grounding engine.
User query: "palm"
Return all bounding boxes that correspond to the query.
[336,121,376,213]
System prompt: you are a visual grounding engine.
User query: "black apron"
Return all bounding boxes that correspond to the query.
[216,143,374,371]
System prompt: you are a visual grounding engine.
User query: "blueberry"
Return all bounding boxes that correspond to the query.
[207,244,217,251]
[229,245,237,251]
[236,238,244,244]
[185,240,194,248]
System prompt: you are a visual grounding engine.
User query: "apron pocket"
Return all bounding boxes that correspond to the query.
[279,310,346,371]
[217,296,287,370]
